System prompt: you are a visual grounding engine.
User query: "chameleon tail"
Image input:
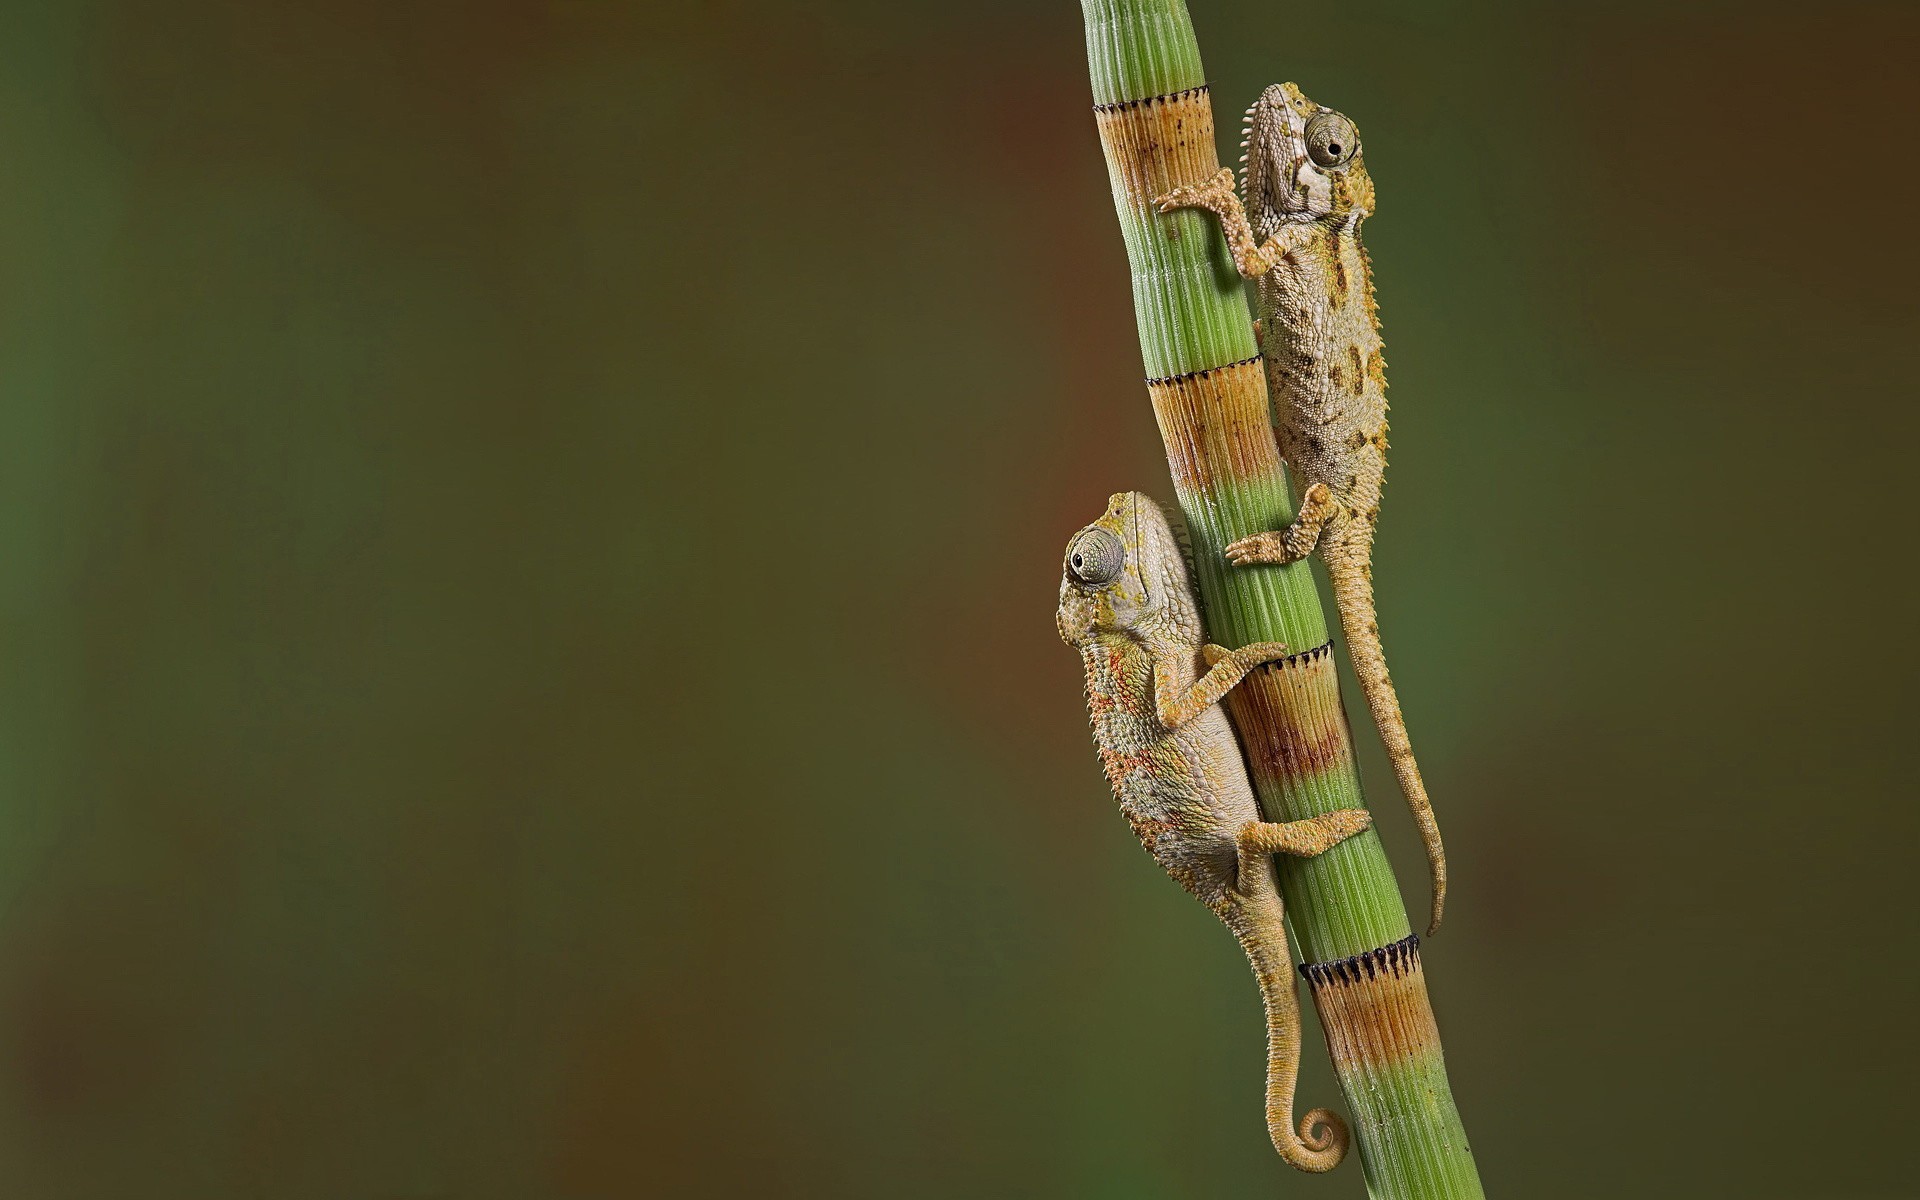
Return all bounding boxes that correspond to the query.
[1230,890,1349,1173]
[1325,545,1447,935]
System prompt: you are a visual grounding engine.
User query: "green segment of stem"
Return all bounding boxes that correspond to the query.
[1181,475,1327,668]
[1083,0,1207,108]
[1120,205,1257,377]
[1347,1053,1484,1199]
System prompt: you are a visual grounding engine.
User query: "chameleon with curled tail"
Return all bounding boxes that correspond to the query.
[1058,490,1370,1173]
[1156,82,1448,935]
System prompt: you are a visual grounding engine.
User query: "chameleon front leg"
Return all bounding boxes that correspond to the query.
[1153,641,1291,730]
[1224,483,1339,566]
[1154,168,1312,278]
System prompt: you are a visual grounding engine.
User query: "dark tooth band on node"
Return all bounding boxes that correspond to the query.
[1298,934,1421,986]
[1143,355,1262,388]
[1090,84,1210,115]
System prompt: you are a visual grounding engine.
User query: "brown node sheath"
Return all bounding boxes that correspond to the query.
[1224,642,1357,789]
[1093,87,1220,219]
[1145,357,1279,493]
[1301,936,1440,1073]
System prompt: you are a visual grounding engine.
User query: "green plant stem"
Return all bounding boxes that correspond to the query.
[1079,1,1485,1196]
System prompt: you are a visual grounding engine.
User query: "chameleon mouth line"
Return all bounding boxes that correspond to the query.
[1091,84,1210,114]
[1144,354,1262,388]
[1299,933,1420,983]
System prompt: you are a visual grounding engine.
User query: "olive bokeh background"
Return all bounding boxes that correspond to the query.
[2,1,1916,1196]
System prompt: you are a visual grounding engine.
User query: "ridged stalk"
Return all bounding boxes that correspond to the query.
[1080,1,1484,1195]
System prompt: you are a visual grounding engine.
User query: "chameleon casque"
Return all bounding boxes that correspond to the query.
[1156,82,1448,935]
[1058,491,1371,1173]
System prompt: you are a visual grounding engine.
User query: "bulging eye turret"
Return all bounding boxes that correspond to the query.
[1304,112,1359,169]
[1067,528,1126,586]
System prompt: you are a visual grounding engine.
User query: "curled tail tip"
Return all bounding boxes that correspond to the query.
[1300,1109,1346,1153]
[1280,1109,1350,1173]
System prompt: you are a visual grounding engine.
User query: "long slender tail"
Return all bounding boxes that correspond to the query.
[1230,891,1349,1173]
[1325,543,1448,935]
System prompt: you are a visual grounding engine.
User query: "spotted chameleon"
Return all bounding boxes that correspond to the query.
[1156,82,1447,934]
[1058,490,1370,1173]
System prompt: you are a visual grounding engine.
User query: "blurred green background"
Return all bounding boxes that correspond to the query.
[0,0,1915,1196]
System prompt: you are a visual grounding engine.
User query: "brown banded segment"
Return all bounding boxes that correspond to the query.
[1146,357,1282,493]
[1094,88,1221,222]
[1302,936,1440,1072]
[1222,641,1357,786]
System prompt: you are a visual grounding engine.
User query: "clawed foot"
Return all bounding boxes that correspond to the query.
[1225,532,1288,565]
[1153,167,1237,215]
[1202,640,1290,670]
[1226,484,1336,566]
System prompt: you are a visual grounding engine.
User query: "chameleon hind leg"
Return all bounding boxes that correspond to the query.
[1224,483,1338,566]
[1231,810,1370,1173]
[1239,808,1372,860]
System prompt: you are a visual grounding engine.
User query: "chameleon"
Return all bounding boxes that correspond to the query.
[1155,82,1448,935]
[1057,490,1371,1174]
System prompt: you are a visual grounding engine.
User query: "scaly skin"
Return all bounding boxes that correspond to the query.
[1057,491,1371,1174]
[1155,82,1448,936]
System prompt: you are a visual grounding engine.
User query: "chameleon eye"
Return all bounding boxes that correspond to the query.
[1304,112,1359,169]
[1067,528,1126,586]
